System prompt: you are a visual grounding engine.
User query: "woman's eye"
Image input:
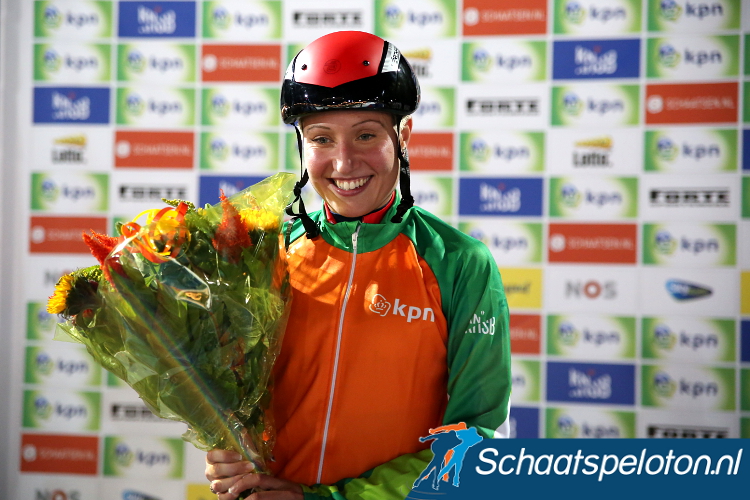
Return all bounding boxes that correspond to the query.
[311,136,330,144]
[359,133,375,140]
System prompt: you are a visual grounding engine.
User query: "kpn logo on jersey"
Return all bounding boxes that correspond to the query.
[459,221,542,265]
[34,43,111,83]
[554,0,642,34]
[648,35,739,79]
[549,177,638,219]
[23,389,101,432]
[35,1,113,38]
[648,0,739,32]
[200,131,278,172]
[645,128,736,172]
[104,436,184,478]
[642,317,736,363]
[545,408,636,438]
[375,0,457,39]
[551,84,639,127]
[203,1,281,39]
[460,131,544,173]
[117,87,195,127]
[117,43,196,83]
[642,365,735,411]
[202,86,279,127]
[462,40,546,82]
[31,172,108,213]
[547,315,635,360]
[643,223,736,266]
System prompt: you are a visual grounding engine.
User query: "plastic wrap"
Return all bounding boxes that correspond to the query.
[48,173,296,474]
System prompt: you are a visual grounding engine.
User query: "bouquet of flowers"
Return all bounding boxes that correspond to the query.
[47,173,296,474]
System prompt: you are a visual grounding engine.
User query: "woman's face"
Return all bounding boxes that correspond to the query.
[301,110,411,218]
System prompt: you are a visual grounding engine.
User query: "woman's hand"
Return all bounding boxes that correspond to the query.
[206,450,304,500]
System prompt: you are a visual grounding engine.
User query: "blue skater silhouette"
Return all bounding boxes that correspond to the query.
[433,427,483,489]
[412,429,460,489]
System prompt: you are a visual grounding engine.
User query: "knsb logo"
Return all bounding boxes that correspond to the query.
[568,368,612,399]
[666,279,712,301]
[137,5,177,35]
[413,423,483,491]
[479,182,522,212]
[52,91,91,121]
[369,294,435,323]
[574,45,617,76]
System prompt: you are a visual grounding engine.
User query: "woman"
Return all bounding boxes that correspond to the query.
[205,31,511,500]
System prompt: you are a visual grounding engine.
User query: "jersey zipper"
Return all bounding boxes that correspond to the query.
[316,224,360,482]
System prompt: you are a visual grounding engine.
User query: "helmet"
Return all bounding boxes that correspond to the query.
[281,31,420,239]
[281,31,420,124]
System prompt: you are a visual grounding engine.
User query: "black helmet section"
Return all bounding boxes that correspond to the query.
[281,31,421,239]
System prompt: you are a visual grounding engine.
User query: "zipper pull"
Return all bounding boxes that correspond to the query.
[351,225,360,252]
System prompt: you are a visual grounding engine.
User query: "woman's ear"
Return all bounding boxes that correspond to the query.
[400,116,413,149]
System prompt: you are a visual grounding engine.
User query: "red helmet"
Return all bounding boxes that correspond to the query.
[281,31,420,124]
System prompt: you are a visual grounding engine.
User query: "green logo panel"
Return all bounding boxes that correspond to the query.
[641,365,735,410]
[462,41,546,82]
[24,345,102,386]
[27,302,60,340]
[743,176,750,218]
[647,0,740,32]
[644,129,737,172]
[117,43,196,83]
[510,359,541,403]
[547,315,636,359]
[203,1,282,39]
[31,172,109,212]
[23,389,101,431]
[104,436,184,478]
[545,408,636,438]
[375,0,457,39]
[642,223,736,266]
[551,85,640,127]
[34,43,111,82]
[35,1,113,38]
[554,0,642,34]
[460,131,545,173]
[647,35,739,79]
[549,176,638,218]
[641,317,736,362]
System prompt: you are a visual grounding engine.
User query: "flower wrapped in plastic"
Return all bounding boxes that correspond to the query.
[47,173,296,475]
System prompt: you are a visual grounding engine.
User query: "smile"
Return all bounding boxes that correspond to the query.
[332,177,371,191]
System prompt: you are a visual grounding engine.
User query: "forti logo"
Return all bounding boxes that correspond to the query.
[369,294,435,323]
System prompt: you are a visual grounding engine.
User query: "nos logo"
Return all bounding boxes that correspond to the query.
[565,280,617,300]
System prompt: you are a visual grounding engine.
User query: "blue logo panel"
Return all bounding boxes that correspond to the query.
[199,175,266,207]
[509,407,539,439]
[546,361,635,405]
[459,178,543,216]
[33,87,110,124]
[743,130,750,171]
[742,320,750,363]
[553,39,640,79]
[118,1,196,37]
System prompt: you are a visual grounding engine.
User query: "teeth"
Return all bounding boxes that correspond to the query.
[334,177,369,191]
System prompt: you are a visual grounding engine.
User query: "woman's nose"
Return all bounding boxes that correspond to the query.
[332,142,356,173]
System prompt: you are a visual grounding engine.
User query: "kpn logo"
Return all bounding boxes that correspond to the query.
[564,1,586,24]
[126,49,146,73]
[125,93,145,116]
[658,0,683,21]
[412,422,483,491]
[657,43,681,67]
[562,92,584,117]
[557,321,580,346]
[653,371,677,398]
[42,5,64,29]
[33,396,55,420]
[209,138,229,161]
[210,6,232,30]
[42,48,62,72]
[653,323,678,349]
[555,414,579,438]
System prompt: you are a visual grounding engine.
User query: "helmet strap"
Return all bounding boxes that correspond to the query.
[285,125,320,242]
[391,121,414,223]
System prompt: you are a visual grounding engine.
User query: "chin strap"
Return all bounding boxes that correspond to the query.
[391,120,414,223]
[285,125,320,245]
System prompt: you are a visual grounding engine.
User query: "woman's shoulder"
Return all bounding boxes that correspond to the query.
[406,207,493,262]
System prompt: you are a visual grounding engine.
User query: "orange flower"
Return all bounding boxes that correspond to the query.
[83,230,123,285]
[212,191,252,264]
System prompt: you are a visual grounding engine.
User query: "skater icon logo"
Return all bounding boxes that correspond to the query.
[412,423,483,491]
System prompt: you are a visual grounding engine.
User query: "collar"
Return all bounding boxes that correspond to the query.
[324,191,396,225]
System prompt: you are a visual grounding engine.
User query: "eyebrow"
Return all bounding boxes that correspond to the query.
[303,119,387,133]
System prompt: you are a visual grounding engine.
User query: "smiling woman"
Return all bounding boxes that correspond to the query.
[302,110,410,218]
[205,31,512,500]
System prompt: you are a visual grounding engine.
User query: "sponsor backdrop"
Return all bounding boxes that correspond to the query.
[6,0,750,498]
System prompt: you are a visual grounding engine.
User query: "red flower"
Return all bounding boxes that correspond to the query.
[212,191,252,264]
[82,230,124,285]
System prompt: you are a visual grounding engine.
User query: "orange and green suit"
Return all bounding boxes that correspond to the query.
[269,200,511,500]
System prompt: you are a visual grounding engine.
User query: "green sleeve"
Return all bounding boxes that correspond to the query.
[408,208,512,438]
[300,450,432,500]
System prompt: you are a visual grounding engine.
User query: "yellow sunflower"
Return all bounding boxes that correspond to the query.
[240,209,279,232]
[47,274,75,314]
